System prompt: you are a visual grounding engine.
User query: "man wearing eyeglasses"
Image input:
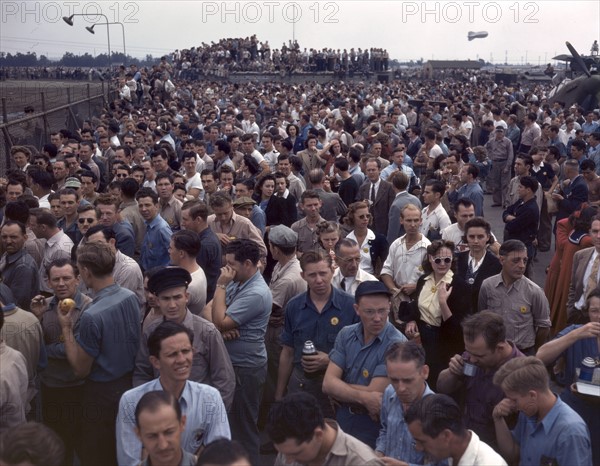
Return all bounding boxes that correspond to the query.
[332,238,377,296]
[323,281,407,449]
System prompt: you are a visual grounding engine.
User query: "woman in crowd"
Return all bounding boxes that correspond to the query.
[237,154,261,182]
[285,123,304,154]
[455,217,502,312]
[344,201,388,276]
[298,135,326,187]
[316,221,342,267]
[404,240,472,386]
[254,174,297,229]
[546,206,597,334]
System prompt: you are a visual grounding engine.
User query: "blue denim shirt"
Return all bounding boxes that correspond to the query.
[140,214,172,271]
[329,321,407,386]
[376,383,448,466]
[512,395,592,466]
[76,284,140,382]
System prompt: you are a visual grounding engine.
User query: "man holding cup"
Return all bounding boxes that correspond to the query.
[436,311,524,449]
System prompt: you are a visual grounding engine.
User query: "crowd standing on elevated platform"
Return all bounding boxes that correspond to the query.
[0,44,599,466]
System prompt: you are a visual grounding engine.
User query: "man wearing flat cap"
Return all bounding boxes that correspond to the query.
[232,196,256,219]
[323,281,407,449]
[133,266,235,411]
[261,225,307,430]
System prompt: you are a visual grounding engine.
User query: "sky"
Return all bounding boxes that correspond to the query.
[1,1,599,65]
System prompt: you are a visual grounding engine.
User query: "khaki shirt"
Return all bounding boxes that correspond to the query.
[207,211,267,260]
[274,420,384,466]
[291,216,324,254]
[478,274,551,350]
[160,196,183,230]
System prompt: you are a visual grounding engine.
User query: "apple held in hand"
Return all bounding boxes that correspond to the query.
[59,298,76,315]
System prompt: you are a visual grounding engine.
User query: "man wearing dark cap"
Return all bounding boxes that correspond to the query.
[133,266,234,410]
[485,127,514,207]
[323,281,407,449]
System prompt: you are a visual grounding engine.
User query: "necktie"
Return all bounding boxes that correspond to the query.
[340,279,346,291]
[370,182,376,203]
[586,255,600,298]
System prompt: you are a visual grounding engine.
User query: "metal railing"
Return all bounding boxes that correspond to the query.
[0,82,114,173]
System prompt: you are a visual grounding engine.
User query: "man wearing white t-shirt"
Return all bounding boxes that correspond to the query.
[241,134,270,176]
[168,230,208,318]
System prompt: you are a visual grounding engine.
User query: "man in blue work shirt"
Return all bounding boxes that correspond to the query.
[323,281,407,449]
[492,357,592,466]
[136,187,172,271]
[275,250,358,418]
[56,241,141,466]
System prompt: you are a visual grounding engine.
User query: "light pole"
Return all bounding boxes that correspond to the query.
[86,22,126,62]
[62,13,111,69]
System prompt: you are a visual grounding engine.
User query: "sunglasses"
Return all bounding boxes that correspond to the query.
[432,257,452,264]
[115,174,128,178]
[78,218,95,224]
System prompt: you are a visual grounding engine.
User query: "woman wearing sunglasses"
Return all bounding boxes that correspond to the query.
[403,239,473,387]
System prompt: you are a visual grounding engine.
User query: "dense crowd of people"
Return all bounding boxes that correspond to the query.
[0,36,392,82]
[171,37,390,77]
[0,55,599,466]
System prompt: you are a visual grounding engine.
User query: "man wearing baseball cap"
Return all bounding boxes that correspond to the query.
[323,281,407,449]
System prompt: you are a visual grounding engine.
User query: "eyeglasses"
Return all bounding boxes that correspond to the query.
[115,173,128,178]
[78,218,95,224]
[362,309,389,318]
[432,257,452,264]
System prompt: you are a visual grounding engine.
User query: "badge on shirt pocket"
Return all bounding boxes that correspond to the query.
[362,369,369,378]
[519,306,528,314]
[330,317,339,326]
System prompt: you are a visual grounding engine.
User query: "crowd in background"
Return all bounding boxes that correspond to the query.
[0,53,599,466]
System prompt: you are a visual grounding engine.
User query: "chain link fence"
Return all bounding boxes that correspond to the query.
[1,81,113,174]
